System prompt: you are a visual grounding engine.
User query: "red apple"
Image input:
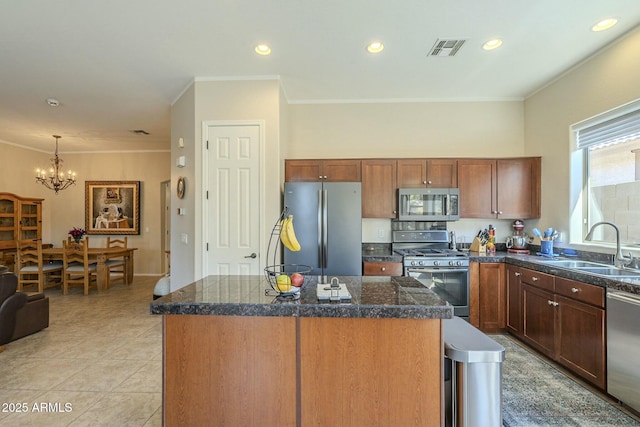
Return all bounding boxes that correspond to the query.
[290,273,304,287]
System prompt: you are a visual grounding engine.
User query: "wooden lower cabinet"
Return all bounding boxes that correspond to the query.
[300,317,442,427]
[478,263,506,332]
[164,315,443,427]
[522,283,556,358]
[556,293,606,390]
[510,266,606,390]
[163,315,297,427]
[505,265,522,337]
[363,261,403,276]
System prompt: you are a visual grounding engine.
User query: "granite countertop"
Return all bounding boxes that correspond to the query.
[150,275,453,319]
[471,251,640,295]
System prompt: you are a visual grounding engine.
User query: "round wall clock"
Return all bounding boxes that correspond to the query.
[177,177,185,199]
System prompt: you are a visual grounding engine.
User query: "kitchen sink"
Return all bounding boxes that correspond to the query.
[539,259,640,278]
[538,260,610,269]
[575,267,640,277]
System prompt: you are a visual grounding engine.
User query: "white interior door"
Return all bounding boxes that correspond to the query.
[206,124,261,275]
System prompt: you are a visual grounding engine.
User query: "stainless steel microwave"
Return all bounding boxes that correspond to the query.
[397,188,460,221]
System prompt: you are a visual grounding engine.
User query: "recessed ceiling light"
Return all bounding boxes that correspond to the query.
[592,18,618,32]
[254,43,271,56]
[482,38,503,51]
[367,41,384,54]
[46,98,60,107]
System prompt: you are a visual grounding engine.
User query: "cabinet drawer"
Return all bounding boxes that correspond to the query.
[555,277,604,308]
[520,268,554,292]
[363,261,403,276]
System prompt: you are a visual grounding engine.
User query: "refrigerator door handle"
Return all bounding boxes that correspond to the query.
[317,189,323,268]
[322,189,328,268]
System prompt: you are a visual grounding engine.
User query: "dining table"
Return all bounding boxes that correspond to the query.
[42,245,137,292]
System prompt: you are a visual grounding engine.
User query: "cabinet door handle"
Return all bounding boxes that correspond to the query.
[548,300,554,305]
[427,180,432,185]
[514,272,521,277]
[571,287,579,293]
[423,181,427,184]
[381,267,386,271]
[532,276,539,281]
[548,300,559,307]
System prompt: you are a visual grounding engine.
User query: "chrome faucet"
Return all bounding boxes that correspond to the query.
[585,221,634,269]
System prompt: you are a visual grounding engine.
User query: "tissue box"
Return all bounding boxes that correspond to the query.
[469,237,486,254]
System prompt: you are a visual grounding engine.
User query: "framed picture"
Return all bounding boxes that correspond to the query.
[85,181,140,235]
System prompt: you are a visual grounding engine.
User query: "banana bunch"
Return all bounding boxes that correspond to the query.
[280,214,301,251]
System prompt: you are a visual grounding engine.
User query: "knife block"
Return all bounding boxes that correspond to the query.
[469,237,486,254]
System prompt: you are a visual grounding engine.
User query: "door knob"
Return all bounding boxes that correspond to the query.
[244,252,257,259]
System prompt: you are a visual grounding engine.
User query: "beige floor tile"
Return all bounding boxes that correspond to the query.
[113,361,162,393]
[2,358,92,391]
[142,407,162,427]
[111,336,161,361]
[53,359,146,393]
[0,390,105,427]
[67,392,161,427]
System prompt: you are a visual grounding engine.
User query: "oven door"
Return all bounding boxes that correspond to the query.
[407,267,469,318]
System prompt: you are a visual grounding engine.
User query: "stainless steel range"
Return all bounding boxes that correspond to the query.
[393,229,470,319]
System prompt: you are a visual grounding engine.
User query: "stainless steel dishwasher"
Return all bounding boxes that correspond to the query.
[607,289,640,413]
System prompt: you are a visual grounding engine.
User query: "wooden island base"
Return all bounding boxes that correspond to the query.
[163,315,443,427]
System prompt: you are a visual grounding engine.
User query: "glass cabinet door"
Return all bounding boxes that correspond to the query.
[19,201,41,242]
[0,197,17,247]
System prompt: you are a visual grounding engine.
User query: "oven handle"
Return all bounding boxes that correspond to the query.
[407,268,468,274]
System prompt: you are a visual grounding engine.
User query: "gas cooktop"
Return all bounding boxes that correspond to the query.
[394,248,468,258]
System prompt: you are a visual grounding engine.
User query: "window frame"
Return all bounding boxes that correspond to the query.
[571,98,640,248]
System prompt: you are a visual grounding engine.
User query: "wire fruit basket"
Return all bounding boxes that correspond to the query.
[264,208,311,297]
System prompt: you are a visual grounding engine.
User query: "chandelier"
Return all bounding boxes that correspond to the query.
[35,135,77,194]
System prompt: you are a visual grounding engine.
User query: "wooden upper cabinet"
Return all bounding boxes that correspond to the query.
[458,157,541,219]
[361,160,397,218]
[458,159,495,218]
[397,159,457,188]
[496,158,541,219]
[285,159,361,182]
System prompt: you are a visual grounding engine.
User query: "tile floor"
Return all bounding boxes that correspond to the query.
[0,276,162,427]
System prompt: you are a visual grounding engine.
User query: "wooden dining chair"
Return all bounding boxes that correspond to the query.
[16,240,63,293]
[105,236,127,288]
[62,238,97,295]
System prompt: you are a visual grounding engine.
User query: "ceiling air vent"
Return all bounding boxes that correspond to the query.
[427,39,467,57]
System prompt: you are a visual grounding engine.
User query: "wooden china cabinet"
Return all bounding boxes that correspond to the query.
[0,193,44,270]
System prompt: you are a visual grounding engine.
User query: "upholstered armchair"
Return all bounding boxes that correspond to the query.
[0,270,28,351]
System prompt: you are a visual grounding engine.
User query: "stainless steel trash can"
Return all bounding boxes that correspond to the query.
[443,316,505,427]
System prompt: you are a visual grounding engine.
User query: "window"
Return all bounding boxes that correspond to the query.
[573,100,640,247]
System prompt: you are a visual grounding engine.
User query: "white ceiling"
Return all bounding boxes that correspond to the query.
[2,0,640,153]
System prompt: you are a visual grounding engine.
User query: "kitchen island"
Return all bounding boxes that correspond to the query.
[151,275,452,427]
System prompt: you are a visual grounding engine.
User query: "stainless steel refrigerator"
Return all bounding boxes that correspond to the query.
[283,182,362,276]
